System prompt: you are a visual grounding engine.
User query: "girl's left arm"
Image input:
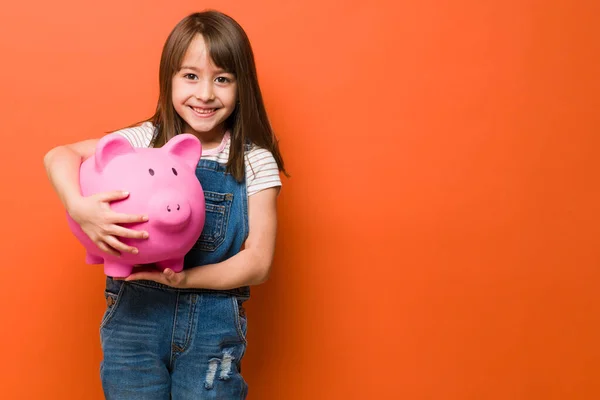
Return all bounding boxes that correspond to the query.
[125,187,279,289]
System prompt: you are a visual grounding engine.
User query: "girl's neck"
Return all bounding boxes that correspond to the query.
[183,124,226,151]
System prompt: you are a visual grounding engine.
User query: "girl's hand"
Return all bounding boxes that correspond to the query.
[125,268,188,288]
[68,190,149,257]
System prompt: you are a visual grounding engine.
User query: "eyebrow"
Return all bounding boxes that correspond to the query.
[180,65,230,74]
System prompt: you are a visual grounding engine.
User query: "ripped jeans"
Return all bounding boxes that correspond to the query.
[100,277,248,399]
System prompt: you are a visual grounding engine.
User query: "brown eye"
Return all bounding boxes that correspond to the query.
[172,168,178,176]
[149,168,155,176]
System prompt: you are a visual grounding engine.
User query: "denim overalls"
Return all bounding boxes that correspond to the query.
[99,157,250,400]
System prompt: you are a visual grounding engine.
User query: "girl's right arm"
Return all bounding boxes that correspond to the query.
[44,139,148,256]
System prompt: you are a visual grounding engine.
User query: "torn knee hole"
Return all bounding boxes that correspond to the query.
[204,349,236,390]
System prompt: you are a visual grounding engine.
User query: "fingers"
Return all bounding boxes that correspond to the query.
[111,212,149,225]
[89,222,148,255]
[125,268,185,288]
[161,268,186,287]
[104,235,139,255]
[97,190,130,203]
[96,241,120,257]
[111,225,149,240]
[93,191,149,224]
[126,271,162,283]
[82,190,150,255]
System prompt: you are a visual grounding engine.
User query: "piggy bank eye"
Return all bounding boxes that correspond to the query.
[172,168,178,176]
[148,168,155,176]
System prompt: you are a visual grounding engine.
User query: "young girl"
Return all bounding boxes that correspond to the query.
[44,10,285,399]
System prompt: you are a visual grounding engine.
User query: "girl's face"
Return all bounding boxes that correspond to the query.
[172,35,237,140]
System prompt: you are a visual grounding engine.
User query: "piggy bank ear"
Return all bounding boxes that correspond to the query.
[163,134,202,169]
[95,134,135,172]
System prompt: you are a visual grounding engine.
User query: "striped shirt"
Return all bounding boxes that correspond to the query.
[116,122,282,196]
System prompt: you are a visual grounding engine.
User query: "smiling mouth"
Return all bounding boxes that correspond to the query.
[190,106,217,115]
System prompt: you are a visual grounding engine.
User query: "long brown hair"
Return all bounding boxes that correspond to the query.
[147,10,286,182]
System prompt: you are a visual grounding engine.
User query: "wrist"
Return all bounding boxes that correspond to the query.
[179,269,192,289]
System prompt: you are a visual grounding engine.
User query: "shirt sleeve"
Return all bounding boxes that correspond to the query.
[115,121,155,148]
[245,147,282,196]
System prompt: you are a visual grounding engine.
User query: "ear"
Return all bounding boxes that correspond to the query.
[162,134,202,169]
[95,133,135,172]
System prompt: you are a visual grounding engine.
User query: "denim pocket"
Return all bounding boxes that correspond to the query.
[194,191,233,252]
[100,283,125,330]
[231,296,248,344]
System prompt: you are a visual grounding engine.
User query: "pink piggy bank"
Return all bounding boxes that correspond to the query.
[66,133,205,277]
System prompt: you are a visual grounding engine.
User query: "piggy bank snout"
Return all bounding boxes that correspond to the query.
[149,192,192,231]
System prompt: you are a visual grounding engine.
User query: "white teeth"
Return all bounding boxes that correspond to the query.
[191,107,215,114]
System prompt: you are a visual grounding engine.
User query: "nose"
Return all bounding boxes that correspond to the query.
[194,80,215,102]
[149,192,192,231]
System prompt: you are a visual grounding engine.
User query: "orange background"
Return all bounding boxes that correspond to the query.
[1,0,599,399]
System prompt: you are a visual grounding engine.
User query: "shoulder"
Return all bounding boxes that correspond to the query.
[114,121,155,148]
[245,144,282,197]
[200,134,283,196]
